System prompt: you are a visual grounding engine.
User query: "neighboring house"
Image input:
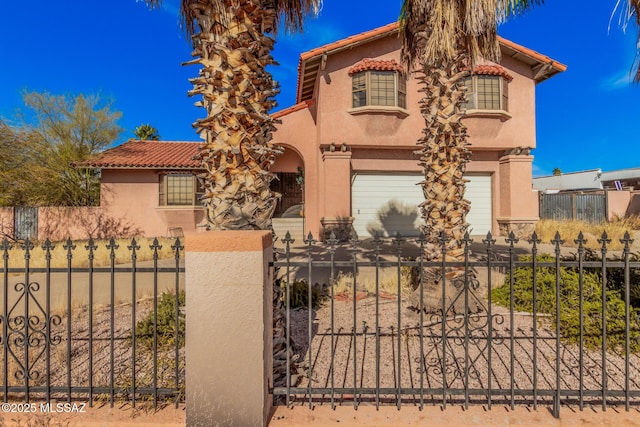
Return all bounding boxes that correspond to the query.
[84,22,566,240]
[533,169,604,191]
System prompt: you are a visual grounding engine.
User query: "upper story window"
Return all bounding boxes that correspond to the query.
[159,173,204,207]
[462,65,513,113]
[349,59,407,110]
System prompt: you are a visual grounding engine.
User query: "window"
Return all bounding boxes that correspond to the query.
[352,71,407,109]
[159,173,204,206]
[462,75,509,111]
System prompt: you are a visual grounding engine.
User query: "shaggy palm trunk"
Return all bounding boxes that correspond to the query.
[413,54,480,314]
[416,56,470,259]
[184,0,294,387]
[187,0,281,230]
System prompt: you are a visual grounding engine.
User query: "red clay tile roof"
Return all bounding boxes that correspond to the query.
[473,65,513,81]
[82,140,201,169]
[348,58,404,75]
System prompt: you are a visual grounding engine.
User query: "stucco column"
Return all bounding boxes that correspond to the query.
[321,148,353,240]
[497,154,538,237]
[185,231,273,427]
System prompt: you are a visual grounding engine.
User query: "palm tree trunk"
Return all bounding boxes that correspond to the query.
[416,54,470,260]
[187,0,281,230]
[413,52,481,314]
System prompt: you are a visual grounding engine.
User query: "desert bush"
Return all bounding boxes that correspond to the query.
[279,279,322,309]
[582,249,640,308]
[492,254,639,352]
[135,291,185,349]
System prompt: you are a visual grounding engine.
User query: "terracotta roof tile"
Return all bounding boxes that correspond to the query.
[473,65,513,81]
[348,58,404,75]
[82,140,201,169]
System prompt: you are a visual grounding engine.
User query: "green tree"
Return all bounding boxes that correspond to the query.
[0,121,37,206]
[0,91,122,207]
[143,0,320,230]
[134,123,161,140]
[553,167,562,176]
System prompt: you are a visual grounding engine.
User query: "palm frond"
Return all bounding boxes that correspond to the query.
[612,0,640,82]
[272,0,322,34]
[401,0,543,71]
[496,0,544,24]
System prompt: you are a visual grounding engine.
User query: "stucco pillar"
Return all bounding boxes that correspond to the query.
[497,154,538,238]
[185,231,273,427]
[321,148,353,240]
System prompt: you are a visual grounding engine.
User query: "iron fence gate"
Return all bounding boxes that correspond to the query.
[273,231,640,417]
[14,207,38,240]
[539,192,606,223]
[0,236,185,408]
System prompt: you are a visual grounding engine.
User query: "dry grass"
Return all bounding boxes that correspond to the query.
[535,218,639,251]
[332,266,416,296]
[1,237,180,270]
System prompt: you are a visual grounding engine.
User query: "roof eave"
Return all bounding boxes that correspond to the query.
[295,23,567,102]
[95,166,202,170]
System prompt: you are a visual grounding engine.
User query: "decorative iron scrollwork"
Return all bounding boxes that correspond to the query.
[1,280,62,383]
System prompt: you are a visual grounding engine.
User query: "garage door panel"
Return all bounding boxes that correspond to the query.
[352,173,492,238]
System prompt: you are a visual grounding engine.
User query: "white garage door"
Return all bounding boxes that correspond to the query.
[351,173,492,238]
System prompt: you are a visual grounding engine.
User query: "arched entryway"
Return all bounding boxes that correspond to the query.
[271,145,305,239]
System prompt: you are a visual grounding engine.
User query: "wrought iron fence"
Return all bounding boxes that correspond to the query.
[0,236,185,408]
[273,230,640,417]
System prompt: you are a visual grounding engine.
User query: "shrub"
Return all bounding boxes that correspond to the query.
[280,279,322,309]
[136,291,185,349]
[492,255,639,352]
[583,249,640,309]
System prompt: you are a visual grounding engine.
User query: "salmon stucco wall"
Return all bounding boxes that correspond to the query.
[101,169,204,238]
[0,208,13,238]
[273,105,323,238]
[37,207,127,241]
[272,147,304,173]
[607,190,632,220]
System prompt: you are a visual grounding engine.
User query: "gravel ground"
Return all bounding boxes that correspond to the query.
[285,290,640,409]
[1,297,184,404]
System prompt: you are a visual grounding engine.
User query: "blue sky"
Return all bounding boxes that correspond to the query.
[0,0,638,177]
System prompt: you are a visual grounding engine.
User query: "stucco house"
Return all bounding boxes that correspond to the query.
[84,22,565,241]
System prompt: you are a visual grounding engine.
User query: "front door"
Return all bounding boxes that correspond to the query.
[272,172,303,217]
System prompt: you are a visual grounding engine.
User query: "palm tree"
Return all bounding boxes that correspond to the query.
[399,1,542,312]
[145,0,320,230]
[400,0,640,312]
[134,123,161,140]
[400,0,542,263]
[400,0,640,249]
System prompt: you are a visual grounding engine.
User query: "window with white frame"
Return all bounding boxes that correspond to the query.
[462,75,509,111]
[352,71,407,109]
[159,173,204,206]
